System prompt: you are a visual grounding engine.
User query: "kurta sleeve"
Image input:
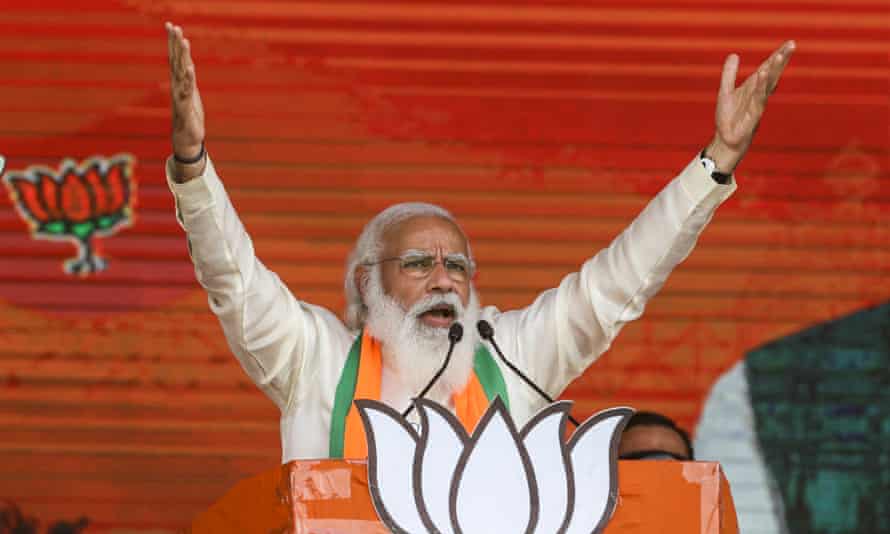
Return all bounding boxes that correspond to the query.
[166,155,344,411]
[490,155,737,400]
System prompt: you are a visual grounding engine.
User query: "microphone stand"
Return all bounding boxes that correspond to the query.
[477,320,580,427]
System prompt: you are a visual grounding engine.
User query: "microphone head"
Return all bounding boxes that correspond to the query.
[448,322,464,343]
[476,320,494,340]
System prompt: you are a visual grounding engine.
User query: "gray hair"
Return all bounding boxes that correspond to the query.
[343,202,471,330]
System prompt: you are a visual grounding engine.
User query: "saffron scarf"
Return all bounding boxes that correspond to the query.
[329,329,509,459]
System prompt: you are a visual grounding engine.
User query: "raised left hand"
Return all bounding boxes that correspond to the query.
[707,40,796,173]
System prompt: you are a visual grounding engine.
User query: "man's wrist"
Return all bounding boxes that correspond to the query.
[174,141,205,165]
[699,150,732,184]
[704,137,741,175]
[171,145,207,184]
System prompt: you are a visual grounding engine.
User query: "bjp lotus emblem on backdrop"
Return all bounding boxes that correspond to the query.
[2,154,136,275]
[357,398,632,534]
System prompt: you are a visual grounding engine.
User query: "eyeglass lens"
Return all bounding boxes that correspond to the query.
[400,254,470,281]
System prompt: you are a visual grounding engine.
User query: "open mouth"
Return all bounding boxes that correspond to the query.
[418,303,457,326]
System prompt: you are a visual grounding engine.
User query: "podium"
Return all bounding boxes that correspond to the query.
[189,460,738,533]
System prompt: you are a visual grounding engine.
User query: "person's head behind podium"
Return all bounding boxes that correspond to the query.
[618,411,694,461]
[345,203,480,396]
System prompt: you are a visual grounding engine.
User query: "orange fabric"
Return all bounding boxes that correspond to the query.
[342,330,490,459]
[188,465,290,534]
[720,465,740,533]
[343,333,383,459]
[452,371,489,434]
[607,461,739,534]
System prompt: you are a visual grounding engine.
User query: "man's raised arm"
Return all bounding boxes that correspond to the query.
[493,41,796,405]
[163,23,341,411]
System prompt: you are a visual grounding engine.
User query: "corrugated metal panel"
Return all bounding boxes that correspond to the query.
[1,0,887,530]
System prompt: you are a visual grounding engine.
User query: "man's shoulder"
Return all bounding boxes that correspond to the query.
[480,304,502,323]
[289,302,358,392]
[301,302,355,342]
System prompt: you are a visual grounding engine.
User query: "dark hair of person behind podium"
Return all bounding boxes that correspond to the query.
[618,411,694,461]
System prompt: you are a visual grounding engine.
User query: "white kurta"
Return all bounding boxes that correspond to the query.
[166,155,735,462]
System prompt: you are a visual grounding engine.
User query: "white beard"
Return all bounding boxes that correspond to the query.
[364,271,480,405]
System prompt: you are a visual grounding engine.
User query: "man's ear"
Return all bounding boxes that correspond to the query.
[354,265,368,300]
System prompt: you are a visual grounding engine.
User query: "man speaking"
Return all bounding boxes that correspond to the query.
[164,22,794,462]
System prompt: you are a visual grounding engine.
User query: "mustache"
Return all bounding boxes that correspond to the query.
[408,292,465,318]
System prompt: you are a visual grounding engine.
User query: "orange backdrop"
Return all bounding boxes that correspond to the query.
[1,0,887,531]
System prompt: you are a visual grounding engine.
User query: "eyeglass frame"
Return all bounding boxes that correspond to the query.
[362,249,476,282]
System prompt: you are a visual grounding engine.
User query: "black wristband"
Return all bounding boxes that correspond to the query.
[174,142,206,165]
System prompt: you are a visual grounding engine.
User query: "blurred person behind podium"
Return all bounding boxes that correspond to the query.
[163,22,795,462]
[619,411,694,461]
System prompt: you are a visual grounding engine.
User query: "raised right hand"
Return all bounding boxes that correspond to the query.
[166,22,205,164]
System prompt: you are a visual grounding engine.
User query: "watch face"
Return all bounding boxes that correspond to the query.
[701,157,716,173]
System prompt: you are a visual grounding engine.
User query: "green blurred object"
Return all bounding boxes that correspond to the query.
[746,302,890,534]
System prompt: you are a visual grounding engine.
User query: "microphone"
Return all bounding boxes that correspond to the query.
[402,322,463,419]
[477,320,580,427]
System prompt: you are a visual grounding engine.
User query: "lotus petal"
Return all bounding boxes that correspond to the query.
[35,170,62,219]
[356,399,428,534]
[7,177,48,223]
[83,164,110,215]
[61,171,91,222]
[564,407,633,534]
[451,398,538,534]
[521,402,574,534]
[104,159,131,214]
[415,399,469,534]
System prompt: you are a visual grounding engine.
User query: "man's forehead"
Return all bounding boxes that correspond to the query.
[383,215,469,254]
[622,425,688,453]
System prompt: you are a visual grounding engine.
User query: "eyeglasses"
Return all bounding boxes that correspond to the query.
[364,250,475,282]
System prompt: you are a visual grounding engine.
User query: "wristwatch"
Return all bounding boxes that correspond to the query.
[699,151,732,184]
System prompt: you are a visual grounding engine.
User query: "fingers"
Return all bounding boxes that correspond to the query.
[753,40,795,96]
[165,21,175,68]
[175,25,193,72]
[735,57,772,136]
[165,22,193,76]
[765,40,796,95]
[722,40,795,100]
[719,53,740,96]
[181,37,194,74]
[712,41,794,158]
[165,22,197,102]
[732,40,795,105]
[166,22,182,83]
[749,67,769,119]
[166,24,179,91]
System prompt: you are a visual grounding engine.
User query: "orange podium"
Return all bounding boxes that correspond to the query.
[190,460,738,533]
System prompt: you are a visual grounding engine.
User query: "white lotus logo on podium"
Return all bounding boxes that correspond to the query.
[357,398,633,534]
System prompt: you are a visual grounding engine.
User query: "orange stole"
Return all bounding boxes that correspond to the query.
[342,332,491,459]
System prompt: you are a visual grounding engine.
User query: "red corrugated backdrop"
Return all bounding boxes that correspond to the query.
[1,0,887,531]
